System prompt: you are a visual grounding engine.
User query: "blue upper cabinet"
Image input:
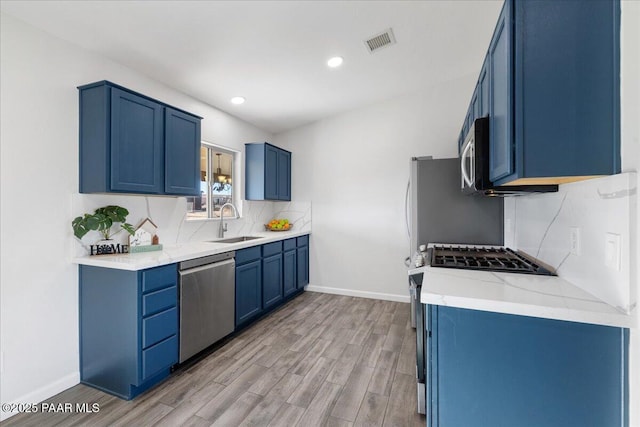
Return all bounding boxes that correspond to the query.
[164,107,200,195]
[245,142,292,201]
[510,0,620,185]
[110,88,164,193]
[78,81,202,196]
[488,0,513,183]
[460,0,620,186]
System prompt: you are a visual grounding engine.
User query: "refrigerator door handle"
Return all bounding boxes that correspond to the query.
[404,180,411,239]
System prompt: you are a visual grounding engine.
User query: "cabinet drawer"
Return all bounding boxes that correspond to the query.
[142,264,177,293]
[283,238,296,251]
[143,286,176,317]
[143,307,177,349]
[296,235,309,247]
[142,335,178,381]
[263,241,283,257]
[236,246,262,265]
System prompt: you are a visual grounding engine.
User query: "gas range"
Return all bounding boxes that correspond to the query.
[427,244,555,276]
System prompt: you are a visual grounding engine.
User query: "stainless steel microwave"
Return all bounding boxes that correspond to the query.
[460,117,557,196]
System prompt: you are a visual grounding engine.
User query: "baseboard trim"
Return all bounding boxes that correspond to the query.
[0,372,80,421]
[305,285,410,303]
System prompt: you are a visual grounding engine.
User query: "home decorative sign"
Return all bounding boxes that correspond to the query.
[90,241,129,256]
[129,218,163,253]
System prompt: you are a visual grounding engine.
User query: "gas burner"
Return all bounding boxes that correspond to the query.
[429,246,554,275]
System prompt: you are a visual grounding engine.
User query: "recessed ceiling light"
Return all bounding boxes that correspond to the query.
[327,56,344,68]
[230,96,245,105]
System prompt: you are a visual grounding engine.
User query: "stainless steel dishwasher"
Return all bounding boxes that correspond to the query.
[178,251,235,363]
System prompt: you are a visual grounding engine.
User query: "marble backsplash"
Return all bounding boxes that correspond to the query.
[504,172,637,313]
[71,195,311,257]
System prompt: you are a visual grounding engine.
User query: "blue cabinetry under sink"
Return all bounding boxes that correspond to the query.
[459,0,620,186]
[78,80,201,196]
[235,235,308,328]
[79,263,178,399]
[424,305,628,427]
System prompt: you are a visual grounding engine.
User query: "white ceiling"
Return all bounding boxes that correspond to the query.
[0,0,503,134]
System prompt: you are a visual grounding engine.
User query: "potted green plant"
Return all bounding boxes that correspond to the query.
[72,206,135,255]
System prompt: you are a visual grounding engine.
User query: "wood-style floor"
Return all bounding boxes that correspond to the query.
[2,292,424,427]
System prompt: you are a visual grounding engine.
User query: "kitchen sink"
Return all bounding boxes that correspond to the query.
[208,236,264,244]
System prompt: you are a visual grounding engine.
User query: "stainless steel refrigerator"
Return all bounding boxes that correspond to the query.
[406,156,503,414]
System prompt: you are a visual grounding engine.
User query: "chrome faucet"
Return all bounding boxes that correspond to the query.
[218,202,238,238]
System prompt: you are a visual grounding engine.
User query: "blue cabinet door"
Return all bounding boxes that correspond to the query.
[164,107,201,195]
[277,149,291,201]
[263,253,283,310]
[283,249,296,297]
[110,87,164,193]
[296,245,309,289]
[488,0,513,183]
[264,145,279,200]
[478,57,489,118]
[512,0,620,181]
[430,306,628,427]
[235,260,262,326]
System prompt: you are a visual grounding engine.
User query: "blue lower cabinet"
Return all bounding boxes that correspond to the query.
[426,305,628,427]
[79,264,178,400]
[296,244,309,289]
[263,253,283,310]
[235,259,263,326]
[283,249,297,297]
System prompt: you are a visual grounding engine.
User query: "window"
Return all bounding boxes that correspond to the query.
[186,143,238,220]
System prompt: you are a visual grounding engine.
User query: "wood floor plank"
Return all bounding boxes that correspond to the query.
[382,373,424,427]
[326,343,364,385]
[354,392,389,427]
[238,395,285,427]
[153,380,225,427]
[295,381,343,426]
[267,403,306,427]
[110,401,173,427]
[325,416,355,427]
[287,357,335,408]
[368,350,399,396]
[176,415,212,427]
[196,364,265,422]
[382,324,405,352]
[292,338,332,375]
[210,391,262,427]
[359,334,386,368]
[330,364,375,422]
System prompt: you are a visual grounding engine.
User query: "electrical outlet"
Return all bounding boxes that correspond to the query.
[569,227,581,256]
[605,233,621,271]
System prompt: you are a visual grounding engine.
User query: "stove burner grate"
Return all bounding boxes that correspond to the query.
[430,246,554,275]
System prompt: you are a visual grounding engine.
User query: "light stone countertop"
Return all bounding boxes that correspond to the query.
[73,230,310,271]
[409,265,635,329]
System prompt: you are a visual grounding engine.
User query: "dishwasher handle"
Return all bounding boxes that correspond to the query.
[179,258,235,276]
[179,251,235,271]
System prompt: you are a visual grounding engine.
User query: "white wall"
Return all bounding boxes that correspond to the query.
[621,1,640,425]
[0,12,271,419]
[274,75,475,301]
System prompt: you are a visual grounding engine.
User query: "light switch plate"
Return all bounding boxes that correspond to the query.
[604,232,621,271]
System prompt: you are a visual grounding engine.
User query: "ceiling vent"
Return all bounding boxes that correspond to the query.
[364,28,396,53]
